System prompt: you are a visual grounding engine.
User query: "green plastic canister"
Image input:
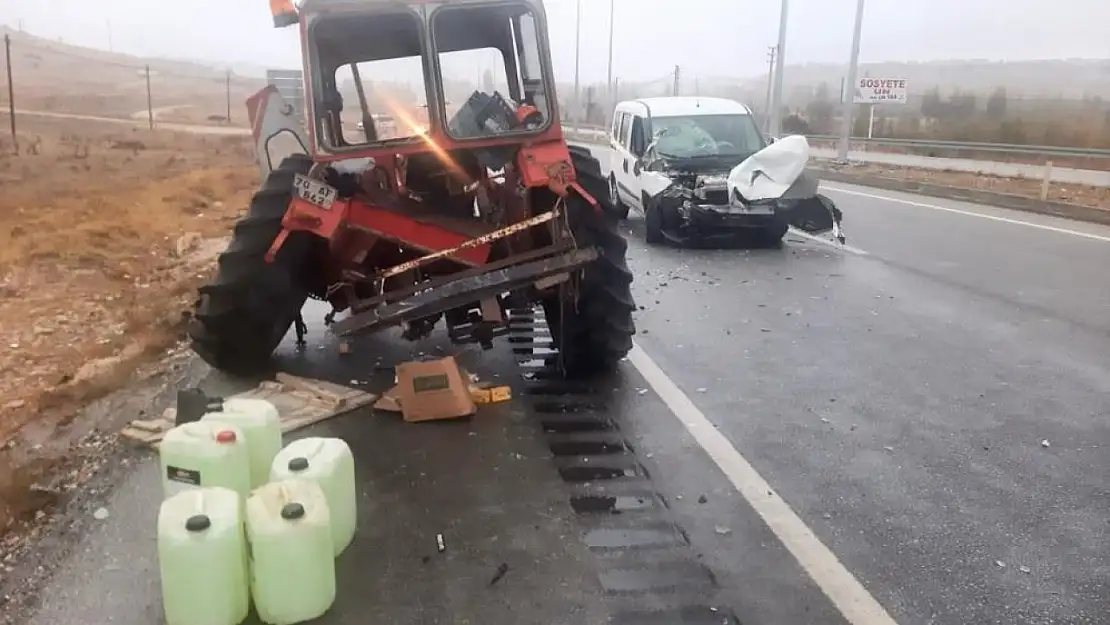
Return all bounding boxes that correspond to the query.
[159,421,251,501]
[201,398,282,489]
[158,486,249,625]
[246,479,336,625]
[269,437,356,556]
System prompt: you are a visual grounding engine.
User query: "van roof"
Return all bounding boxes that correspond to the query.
[615,97,752,117]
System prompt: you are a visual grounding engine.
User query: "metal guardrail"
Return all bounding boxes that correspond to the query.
[800,135,1110,160]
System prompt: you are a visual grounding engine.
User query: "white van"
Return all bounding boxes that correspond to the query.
[604,96,842,246]
[606,97,764,220]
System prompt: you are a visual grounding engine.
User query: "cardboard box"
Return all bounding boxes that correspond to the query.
[394,357,476,422]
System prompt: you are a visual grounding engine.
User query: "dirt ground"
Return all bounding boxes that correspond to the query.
[0,116,258,532]
[819,160,1110,210]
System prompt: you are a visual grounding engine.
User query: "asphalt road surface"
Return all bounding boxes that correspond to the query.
[9,153,1110,625]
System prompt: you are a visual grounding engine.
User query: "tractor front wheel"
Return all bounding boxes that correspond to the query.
[544,148,636,377]
[188,154,321,375]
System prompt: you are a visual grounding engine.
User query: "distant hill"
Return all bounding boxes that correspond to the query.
[0,26,265,124]
[743,59,1110,103]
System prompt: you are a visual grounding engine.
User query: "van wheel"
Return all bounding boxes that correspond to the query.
[608,175,630,220]
[755,218,789,248]
[643,192,664,244]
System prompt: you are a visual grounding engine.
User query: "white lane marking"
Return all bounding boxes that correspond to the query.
[822,185,1110,244]
[787,227,870,256]
[627,344,900,625]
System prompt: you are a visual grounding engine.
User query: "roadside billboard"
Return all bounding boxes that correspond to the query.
[853,78,908,104]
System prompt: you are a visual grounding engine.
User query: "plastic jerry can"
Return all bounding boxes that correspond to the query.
[158,487,249,625]
[201,398,282,489]
[270,437,356,556]
[159,421,251,501]
[247,479,336,625]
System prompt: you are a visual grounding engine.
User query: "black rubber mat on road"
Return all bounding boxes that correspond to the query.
[508,307,741,625]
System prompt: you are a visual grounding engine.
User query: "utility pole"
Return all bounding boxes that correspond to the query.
[573,0,581,122]
[5,34,17,153]
[606,0,615,105]
[608,0,617,125]
[145,65,154,130]
[769,0,788,137]
[673,65,680,96]
[763,46,777,133]
[225,70,232,124]
[837,0,866,160]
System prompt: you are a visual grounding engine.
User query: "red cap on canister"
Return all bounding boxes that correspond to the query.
[215,430,237,444]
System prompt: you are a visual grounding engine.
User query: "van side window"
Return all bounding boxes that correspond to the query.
[630,116,646,156]
[618,113,632,149]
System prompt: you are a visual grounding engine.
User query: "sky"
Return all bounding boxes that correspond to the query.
[1,0,1108,84]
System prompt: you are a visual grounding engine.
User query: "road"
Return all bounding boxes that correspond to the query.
[0,107,250,136]
[7,149,1110,625]
[10,109,1108,188]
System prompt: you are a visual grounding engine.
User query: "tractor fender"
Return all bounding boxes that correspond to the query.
[246,85,311,182]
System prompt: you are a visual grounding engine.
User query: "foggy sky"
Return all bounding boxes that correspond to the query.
[1,0,1108,82]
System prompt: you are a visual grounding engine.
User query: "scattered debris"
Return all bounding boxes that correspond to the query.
[489,562,510,586]
[92,507,110,520]
[120,374,377,448]
[697,495,708,504]
[714,525,732,536]
[995,560,1006,569]
[436,533,446,553]
[1019,566,1031,574]
[1041,439,1051,448]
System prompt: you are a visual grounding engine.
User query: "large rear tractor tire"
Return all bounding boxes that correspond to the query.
[188,154,321,375]
[544,148,636,377]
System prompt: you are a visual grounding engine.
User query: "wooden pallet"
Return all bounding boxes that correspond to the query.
[121,373,377,449]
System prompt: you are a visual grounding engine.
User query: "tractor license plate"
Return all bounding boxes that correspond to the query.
[293,174,338,210]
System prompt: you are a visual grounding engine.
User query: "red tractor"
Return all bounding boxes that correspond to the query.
[188,0,635,377]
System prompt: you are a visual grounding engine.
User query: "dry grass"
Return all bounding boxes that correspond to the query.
[0,117,258,449]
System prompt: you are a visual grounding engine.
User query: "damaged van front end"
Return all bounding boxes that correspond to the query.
[643,135,845,246]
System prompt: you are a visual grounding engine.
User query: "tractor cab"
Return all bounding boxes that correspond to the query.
[268,0,560,167]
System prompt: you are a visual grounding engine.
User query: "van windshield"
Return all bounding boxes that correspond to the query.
[651,114,764,159]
